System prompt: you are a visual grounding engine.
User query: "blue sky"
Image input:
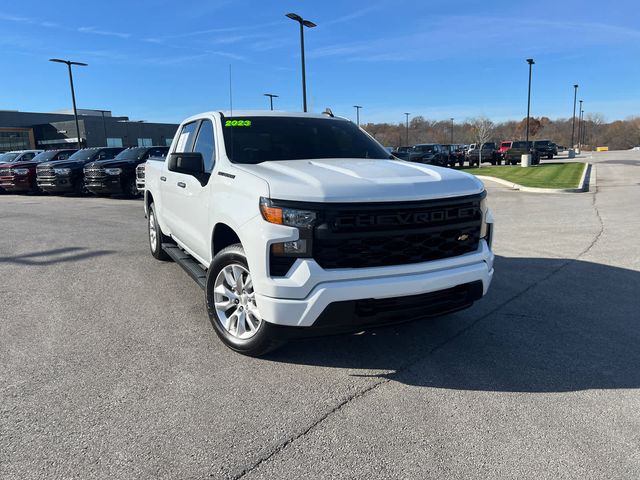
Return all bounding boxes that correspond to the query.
[1,0,638,124]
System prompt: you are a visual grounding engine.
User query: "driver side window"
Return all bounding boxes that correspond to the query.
[192,120,216,173]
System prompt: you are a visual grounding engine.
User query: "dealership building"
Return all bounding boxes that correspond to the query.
[0,109,178,152]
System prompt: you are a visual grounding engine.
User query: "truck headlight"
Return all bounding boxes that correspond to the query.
[13,168,29,175]
[54,168,71,175]
[104,168,122,175]
[260,197,316,256]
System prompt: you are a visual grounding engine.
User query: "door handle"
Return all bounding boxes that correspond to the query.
[177,182,186,188]
[160,176,166,182]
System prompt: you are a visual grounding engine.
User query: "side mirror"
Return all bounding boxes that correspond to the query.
[168,152,205,177]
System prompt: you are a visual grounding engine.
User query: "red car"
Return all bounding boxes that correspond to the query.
[0,149,76,193]
[497,141,513,155]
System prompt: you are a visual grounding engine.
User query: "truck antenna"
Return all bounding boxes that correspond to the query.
[229,64,233,117]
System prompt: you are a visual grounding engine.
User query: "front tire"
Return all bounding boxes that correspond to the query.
[148,203,171,261]
[206,244,283,356]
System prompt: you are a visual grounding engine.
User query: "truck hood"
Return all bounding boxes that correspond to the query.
[86,159,140,169]
[38,159,90,169]
[1,160,39,169]
[235,158,484,203]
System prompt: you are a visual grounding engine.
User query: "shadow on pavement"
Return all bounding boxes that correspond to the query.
[0,247,115,266]
[268,256,640,393]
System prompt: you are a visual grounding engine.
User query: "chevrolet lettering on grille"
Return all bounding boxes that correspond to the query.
[335,207,478,228]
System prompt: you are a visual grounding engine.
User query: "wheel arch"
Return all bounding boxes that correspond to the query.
[212,223,242,259]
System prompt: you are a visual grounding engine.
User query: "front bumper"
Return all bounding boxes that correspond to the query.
[255,251,493,327]
[0,175,31,192]
[37,176,74,192]
[85,177,124,195]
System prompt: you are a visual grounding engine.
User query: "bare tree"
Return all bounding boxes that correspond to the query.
[469,117,495,167]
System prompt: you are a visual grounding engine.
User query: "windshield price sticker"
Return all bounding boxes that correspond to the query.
[225,120,252,127]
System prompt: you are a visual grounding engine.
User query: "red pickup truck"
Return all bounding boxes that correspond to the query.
[497,141,513,155]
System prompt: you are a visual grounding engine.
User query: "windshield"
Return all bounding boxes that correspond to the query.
[115,147,147,160]
[67,149,98,162]
[0,153,20,163]
[534,141,550,146]
[222,116,390,164]
[32,151,59,162]
[501,142,511,148]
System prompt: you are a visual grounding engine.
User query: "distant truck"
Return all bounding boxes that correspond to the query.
[84,146,168,197]
[142,111,494,355]
[533,140,558,159]
[0,149,75,194]
[502,141,541,165]
[37,147,124,194]
[408,144,449,166]
[466,142,500,166]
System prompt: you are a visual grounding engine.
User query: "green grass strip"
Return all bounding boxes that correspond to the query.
[462,162,585,189]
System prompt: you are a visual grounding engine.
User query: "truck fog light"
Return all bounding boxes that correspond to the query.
[272,239,309,256]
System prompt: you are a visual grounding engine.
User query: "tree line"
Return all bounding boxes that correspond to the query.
[363,115,640,150]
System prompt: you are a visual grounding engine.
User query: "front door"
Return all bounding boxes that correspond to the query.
[170,118,216,262]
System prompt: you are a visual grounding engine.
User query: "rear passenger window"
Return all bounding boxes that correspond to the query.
[192,120,216,173]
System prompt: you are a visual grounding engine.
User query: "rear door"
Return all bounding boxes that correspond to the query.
[170,117,217,261]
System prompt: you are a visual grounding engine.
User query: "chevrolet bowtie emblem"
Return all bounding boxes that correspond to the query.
[457,234,470,241]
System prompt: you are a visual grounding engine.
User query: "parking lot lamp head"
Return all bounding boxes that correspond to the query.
[49,58,88,149]
[286,13,316,113]
[264,93,279,111]
[353,105,363,126]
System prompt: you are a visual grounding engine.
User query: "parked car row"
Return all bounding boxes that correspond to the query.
[0,146,168,196]
[391,139,559,167]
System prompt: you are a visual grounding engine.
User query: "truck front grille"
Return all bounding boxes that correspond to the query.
[0,168,12,176]
[312,193,484,269]
[84,167,106,181]
[36,167,56,183]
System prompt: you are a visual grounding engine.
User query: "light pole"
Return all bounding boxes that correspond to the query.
[570,84,578,151]
[577,99,583,150]
[404,112,410,146]
[525,58,535,147]
[581,109,586,148]
[353,105,362,126]
[49,58,87,148]
[450,117,454,144]
[264,93,278,111]
[286,13,316,112]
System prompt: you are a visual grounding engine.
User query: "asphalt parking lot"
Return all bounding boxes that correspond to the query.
[1,151,639,479]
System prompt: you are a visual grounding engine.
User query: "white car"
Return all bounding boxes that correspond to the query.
[144,111,494,355]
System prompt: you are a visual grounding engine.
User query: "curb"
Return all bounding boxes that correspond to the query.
[476,163,592,194]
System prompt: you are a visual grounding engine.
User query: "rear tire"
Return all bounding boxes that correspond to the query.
[206,244,284,356]
[148,203,171,261]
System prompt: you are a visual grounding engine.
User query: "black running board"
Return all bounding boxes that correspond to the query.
[162,243,207,290]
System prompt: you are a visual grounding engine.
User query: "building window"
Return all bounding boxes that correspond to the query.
[0,129,33,152]
[165,138,173,146]
[107,137,123,147]
[137,138,153,147]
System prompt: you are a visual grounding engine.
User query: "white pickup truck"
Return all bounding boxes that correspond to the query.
[144,110,494,355]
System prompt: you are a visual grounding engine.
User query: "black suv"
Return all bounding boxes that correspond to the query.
[408,144,448,166]
[37,147,124,194]
[503,141,540,165]
[84,146,169,197]
[533,140,558,159]
[466,142,500,166]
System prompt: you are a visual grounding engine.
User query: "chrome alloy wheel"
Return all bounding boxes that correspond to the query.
[214,264,262,340]
[149,211,157,251]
